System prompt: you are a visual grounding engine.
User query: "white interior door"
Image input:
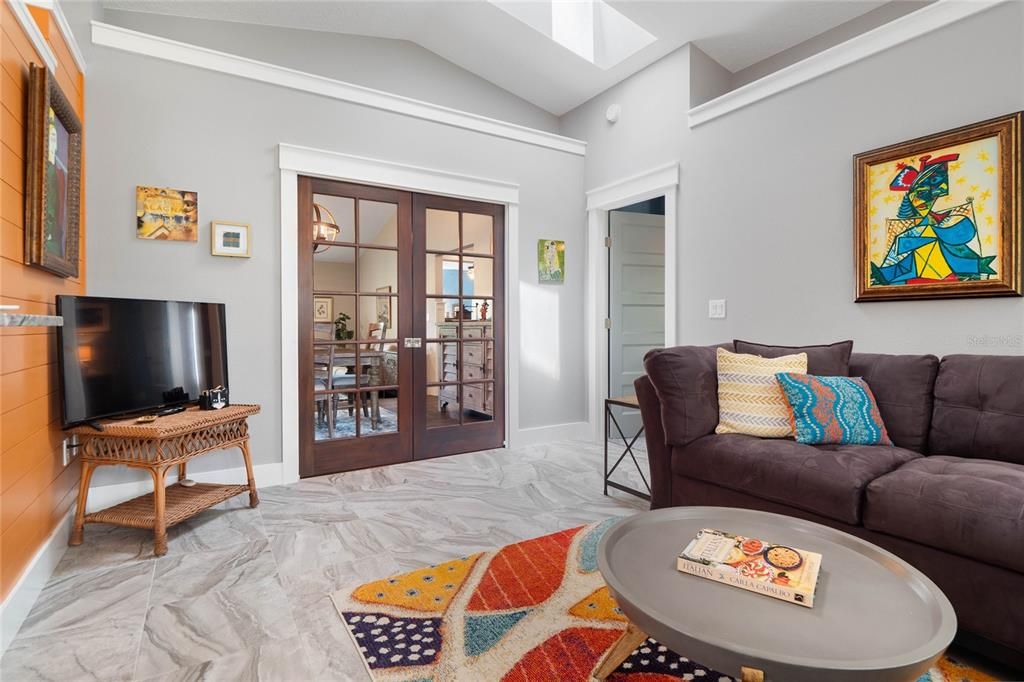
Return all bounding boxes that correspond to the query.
[608,210,665,437]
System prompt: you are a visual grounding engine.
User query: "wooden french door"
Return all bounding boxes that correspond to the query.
[412,194,505,458]
[298,178,504,477]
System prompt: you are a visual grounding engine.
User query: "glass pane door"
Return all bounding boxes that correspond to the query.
[413,195,505,458]
[299,178,412,476]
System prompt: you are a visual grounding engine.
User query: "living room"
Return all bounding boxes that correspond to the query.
[1,0,1022,680]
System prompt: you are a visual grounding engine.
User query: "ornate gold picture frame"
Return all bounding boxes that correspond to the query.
[854,112,1021,301]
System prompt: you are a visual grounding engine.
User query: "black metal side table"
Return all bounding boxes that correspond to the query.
[604,395,651,501]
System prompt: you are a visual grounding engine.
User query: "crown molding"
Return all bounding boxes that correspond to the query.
[26,0,88,73]
[585,161,678,210]
[7,0,58,73]
[90,21,586,156]
[688,0,1003,128]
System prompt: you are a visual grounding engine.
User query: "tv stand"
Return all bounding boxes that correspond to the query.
[67,404,261,556]
[83,420,106,432]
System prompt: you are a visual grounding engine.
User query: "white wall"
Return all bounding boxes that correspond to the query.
[78,21,586,485]
[562,2,1024,357]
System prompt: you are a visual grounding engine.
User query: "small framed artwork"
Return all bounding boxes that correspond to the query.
[313,296,333,323]
[136,186,198,241]
[24,63,82,279]
[855,112,1021,301]
[211,221,251,257]
[375,285,392,328]
[538,239,565,283]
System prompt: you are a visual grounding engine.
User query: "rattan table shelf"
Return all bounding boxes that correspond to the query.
[68,404,261,556]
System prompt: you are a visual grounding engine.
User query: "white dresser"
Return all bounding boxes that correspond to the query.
[437,320,494,416]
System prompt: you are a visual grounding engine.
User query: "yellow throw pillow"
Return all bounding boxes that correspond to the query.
[716,347,807,438]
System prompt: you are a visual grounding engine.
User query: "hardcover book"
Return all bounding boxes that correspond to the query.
[677,528,822,608]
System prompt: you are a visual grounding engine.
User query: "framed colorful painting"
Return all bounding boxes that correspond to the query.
[537,239,565,283]
[136,186,198,241]
[854,112,1021,301]
[24,64,82,279]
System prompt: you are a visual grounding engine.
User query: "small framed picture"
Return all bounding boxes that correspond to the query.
[313,296,333,323]
[211,221,251,257]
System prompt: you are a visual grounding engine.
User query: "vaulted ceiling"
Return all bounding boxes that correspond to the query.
[101,0,892,115]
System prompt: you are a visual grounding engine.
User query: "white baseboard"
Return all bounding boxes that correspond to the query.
[0,509,74,656]
[510,421,590,448]
[85,462,283,513]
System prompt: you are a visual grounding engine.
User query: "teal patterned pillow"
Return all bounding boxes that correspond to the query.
[775,373,892,446]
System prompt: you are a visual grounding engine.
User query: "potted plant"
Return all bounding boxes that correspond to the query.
[334,312,354,340]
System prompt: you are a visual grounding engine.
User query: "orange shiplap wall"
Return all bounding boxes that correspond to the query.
[1,2,86,601]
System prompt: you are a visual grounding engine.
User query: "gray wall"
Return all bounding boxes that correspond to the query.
[102,9,560,132]
[79,26,586,485]
[562,2,1024,357]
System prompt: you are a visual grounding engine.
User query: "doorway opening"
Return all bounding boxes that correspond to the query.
[606,197,666,443]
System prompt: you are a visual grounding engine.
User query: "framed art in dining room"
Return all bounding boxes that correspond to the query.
[24,63,83,279]
[854,112,1021,301]
[211,221,251,257]
[313,296,333,323]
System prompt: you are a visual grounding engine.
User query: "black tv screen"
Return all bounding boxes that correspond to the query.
[56,295,229,427]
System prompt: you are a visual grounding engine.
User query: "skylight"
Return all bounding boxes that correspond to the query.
[490,0,656,69]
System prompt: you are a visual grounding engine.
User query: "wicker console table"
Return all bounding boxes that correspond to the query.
[68,404,261,556]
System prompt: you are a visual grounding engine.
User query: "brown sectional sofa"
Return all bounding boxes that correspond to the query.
[635,345,1024,669]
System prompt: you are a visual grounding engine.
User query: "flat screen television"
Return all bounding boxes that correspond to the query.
[56,295,229,427]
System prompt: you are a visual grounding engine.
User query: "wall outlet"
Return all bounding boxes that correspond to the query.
[708,299,727,319]
[62,435,79,467]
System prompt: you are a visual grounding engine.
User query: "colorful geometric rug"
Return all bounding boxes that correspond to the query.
[331,520,997,682]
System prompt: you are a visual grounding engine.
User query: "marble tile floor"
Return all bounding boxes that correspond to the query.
[1,440,648,682]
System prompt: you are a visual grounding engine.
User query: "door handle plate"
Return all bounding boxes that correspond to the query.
[404,338,422,348]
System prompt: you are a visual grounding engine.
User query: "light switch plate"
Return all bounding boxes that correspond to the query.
[708,299,727,319]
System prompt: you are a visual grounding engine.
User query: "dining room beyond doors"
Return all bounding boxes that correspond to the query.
[298,177,505,477]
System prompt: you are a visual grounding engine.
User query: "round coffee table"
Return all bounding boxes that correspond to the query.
[596,507,956,682]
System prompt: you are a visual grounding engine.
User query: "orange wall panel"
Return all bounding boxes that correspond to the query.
[2,332,55,375]
[1,392,58,453]
[0,3,85,602]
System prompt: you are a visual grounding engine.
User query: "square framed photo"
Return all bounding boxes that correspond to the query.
[211,221,251,257]
[854,112,1021,301]
[313,296,333,323]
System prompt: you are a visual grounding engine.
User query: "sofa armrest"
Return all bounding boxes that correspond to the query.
[642,345,721,448]
[634,375,672,508]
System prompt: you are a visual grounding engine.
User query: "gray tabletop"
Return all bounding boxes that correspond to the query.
[598,507,956,682]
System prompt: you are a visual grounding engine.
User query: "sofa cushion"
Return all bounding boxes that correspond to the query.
[715,348,807,438]
[865,456,1024,574]
[672,434,921,524]
[929,355,1024,465]
[644,345,728,447]
[775,373,892,446]
[734,339,853,376]
[849,352,939,453]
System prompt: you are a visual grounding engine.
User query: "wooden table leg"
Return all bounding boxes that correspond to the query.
[150,466,169,556]
[741,666,765,682]
[592,622,648,681]
[69,461,95,546]
[178,462,187,481]
[241,440,259,508]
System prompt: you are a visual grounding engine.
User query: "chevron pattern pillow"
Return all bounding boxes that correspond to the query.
[715,348,807,438]
[775,373,893,446]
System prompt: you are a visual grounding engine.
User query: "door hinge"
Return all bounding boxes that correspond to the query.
[604,318,612,330]
[604,236,611,248]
